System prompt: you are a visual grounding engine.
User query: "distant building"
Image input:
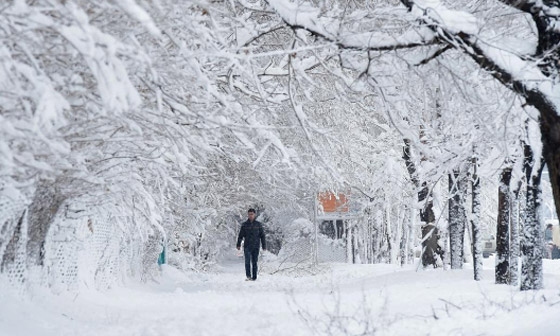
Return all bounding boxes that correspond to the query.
[317,192,349,240]
[316,191,362,263]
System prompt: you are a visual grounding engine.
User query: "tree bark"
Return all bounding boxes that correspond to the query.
[471,157,483,281]
[419,193,439,268]
[521,142,545,291]
[510,188,522,287]
[449,169,467,269]
[496,167,512,284]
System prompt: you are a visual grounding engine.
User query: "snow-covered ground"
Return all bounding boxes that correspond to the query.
[2,255,560,336]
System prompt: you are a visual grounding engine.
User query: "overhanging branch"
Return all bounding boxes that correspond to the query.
[498,0,559,16]
[285,22,439,52]
[399,1,556,115]
[498,0,535,13]
[415,45,452,66]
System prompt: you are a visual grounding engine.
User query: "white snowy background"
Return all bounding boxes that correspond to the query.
[2,0,560,335]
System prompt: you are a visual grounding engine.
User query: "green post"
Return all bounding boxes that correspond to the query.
[158,244,166,265]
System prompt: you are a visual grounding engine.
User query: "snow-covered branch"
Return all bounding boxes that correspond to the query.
[267,0,438,51]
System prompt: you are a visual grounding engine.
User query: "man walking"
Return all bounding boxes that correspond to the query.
[236,209,266,281]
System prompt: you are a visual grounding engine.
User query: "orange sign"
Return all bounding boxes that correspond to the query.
[318,192,349,213]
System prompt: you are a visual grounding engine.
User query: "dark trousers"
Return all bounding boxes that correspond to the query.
[553,246,560,260]
[244,247,260,280]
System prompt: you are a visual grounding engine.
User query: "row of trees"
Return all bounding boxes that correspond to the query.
[263,0,559,290]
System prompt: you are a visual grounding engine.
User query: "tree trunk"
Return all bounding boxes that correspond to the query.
[351,225,357,264]
[520,142,545,291]
[400,205,411,265]
[386,201,396,264]
[471,158,482,281]
[496,167,512,284]
[449,169,467,269]
[419,183,440,267]
[537,73,560,224]
[373,208,385,263]
[403,139,440,267]
[509,178,523,287]
[510,195,521,287]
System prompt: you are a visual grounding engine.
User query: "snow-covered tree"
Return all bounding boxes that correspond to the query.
[262,0,556,289]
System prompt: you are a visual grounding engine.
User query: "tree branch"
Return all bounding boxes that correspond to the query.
[415,45,452,66]
[267,0,438,52]
[281,22,439,51]
[239,25,286,48]
[498,0,536,13]
[399,1,557,114]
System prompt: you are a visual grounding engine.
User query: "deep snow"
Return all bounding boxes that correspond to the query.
[1,254,560,336]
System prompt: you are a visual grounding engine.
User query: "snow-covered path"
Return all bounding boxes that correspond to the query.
[2,256,560,336]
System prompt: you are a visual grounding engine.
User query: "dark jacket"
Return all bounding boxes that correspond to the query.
[545,228,553,242]
[237,220,266,250]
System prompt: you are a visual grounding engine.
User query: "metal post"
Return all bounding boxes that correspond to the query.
[313,191,319,265]
[158,243,166,265]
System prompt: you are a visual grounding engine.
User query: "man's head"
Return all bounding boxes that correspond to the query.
[547,224,553,230]
[248,208,256,221]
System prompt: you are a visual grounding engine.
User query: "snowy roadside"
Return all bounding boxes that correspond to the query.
[1,257,560,336]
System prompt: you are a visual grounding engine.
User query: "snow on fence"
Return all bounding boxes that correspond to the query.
[0,181,32,294]
[277,233,347,265]
[0,182,162,293]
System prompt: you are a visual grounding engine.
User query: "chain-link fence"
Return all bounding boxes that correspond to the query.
[0,181,32,294]
[274,216,363,269]
[0,179,162,294]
